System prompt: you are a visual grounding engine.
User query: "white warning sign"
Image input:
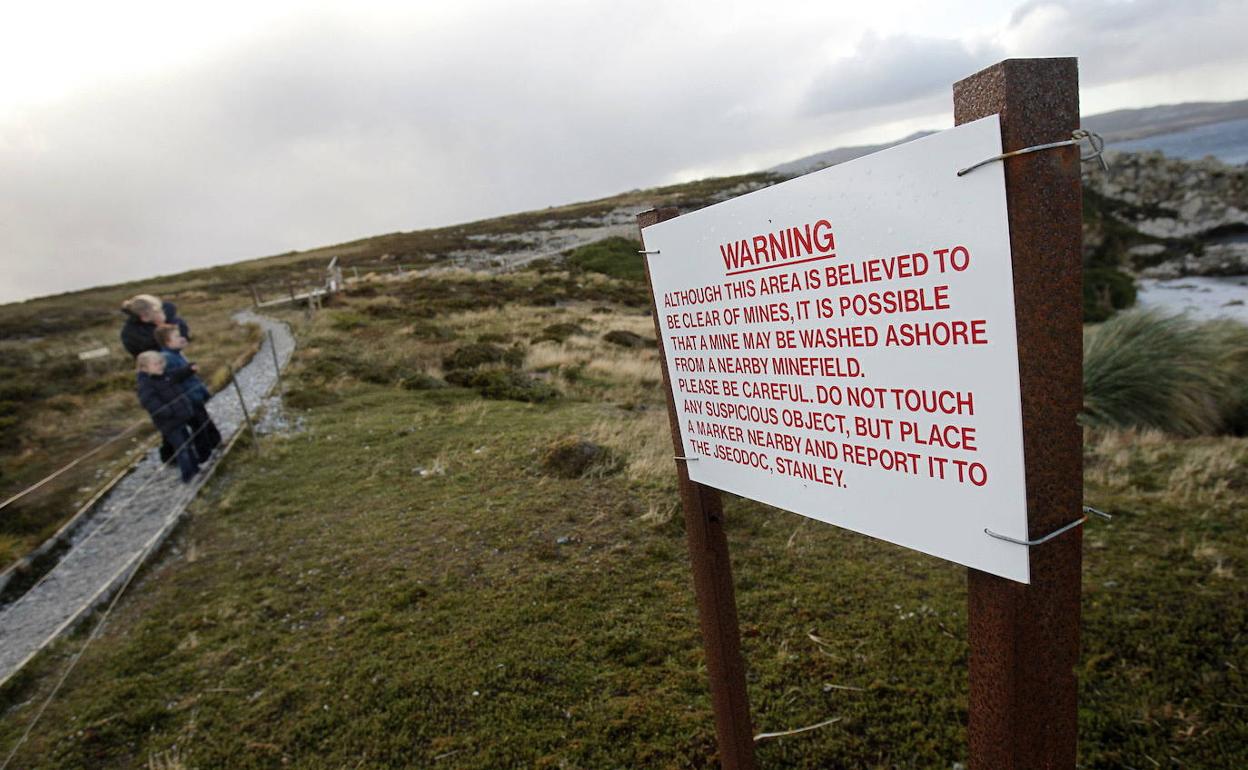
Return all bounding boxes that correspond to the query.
[644,115,1032,582]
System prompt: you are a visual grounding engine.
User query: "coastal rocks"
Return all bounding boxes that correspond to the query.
[1084,151,1248,278]
[1140,242,1248,279]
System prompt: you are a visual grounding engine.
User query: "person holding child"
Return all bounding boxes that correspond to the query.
[135,351,202,483]
[154,324,222,460]
[121,294,194,462]
[120,294,191,357]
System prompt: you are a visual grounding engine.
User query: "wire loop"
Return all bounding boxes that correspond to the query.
[984,505,1113,547]
[957,128,1109,176]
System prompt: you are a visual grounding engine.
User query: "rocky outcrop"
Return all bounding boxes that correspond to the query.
[1084,151,1248,278]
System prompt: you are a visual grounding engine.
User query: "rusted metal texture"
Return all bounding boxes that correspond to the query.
[955,58,1084,770]
[639,207,758,770]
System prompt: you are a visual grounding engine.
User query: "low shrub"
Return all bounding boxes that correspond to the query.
[534,323,583,344]
[330,312,371,332]
[298,349,431,391]
[400,374,447,391]
[442,343,524,371]
[408,322,456,341]
[446,369,558,403]
[285,387,340,410]
[564,237,646,282]
[603,330,654,348]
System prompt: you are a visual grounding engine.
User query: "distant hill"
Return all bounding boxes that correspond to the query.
[1082,98,1248,142]
[768,131,937,177]
[772,98,1248,176]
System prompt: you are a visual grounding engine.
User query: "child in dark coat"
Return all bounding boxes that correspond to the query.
[154,325,222,461]
[135,351,200,482]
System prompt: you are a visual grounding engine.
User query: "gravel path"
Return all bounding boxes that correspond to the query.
[0,312,294,685]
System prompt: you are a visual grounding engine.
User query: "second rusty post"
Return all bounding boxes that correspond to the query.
[955,58,1084,770]
[639,207,757,770]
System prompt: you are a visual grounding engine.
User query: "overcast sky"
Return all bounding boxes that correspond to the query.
[2,0,1247,304]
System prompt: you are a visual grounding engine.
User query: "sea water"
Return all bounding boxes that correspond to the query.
[1136,276,1248,324]
[1111,118,1248,165]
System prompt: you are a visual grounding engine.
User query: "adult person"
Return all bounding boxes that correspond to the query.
[119,294,191,357]
[120,294,194,462]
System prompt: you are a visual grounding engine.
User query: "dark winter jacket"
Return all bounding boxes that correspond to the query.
[120,301,191,357]
[136,367,195,435]
[161,349,211,404]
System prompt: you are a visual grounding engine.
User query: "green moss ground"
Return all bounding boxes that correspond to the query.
[1,282,1244,767]
[0,169,1244,768]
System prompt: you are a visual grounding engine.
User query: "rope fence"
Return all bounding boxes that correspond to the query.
[0,327,289,767]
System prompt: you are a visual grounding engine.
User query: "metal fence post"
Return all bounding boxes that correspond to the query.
[267,330,283,396]
[228,365,260,452]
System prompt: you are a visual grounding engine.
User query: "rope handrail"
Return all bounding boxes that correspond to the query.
[0,385,207,514]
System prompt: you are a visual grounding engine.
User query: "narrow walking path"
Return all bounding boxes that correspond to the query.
[0,311,294,685]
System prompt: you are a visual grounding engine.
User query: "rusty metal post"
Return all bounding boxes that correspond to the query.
[228,365,260,453]
[251,285,261,307]
[955,59,1084,770]
[639,207,757,770]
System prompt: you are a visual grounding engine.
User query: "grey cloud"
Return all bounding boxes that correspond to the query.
[801,0,1248,119]
[1004,0,1248,84]
[802,35,1004,115]
[4,2,1247,303]
[0,5,812,303]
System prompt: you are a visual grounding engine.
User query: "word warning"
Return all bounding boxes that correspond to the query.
[643,116,1033,582]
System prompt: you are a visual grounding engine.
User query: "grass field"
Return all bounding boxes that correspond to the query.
[0,172,775,574]
[1,264,1244,768]
[0,289,263,567]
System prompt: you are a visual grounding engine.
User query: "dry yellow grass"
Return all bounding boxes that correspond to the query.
[587,408,673,486]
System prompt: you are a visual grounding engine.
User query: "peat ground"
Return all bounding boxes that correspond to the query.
[1,267,1244,769]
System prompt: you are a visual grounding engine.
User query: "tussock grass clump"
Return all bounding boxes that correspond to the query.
[540,437,623,478]
[295,342,442,396]
[1083,310,1248,435]
[446,368,558,403]
[440,341,557,402]
[441,342,524,371]
[533,322,584,344]
[587,411,673,487]
[399,373,447,391]
[603,329,655,348]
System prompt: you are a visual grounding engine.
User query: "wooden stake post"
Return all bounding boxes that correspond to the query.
[640,208,758,770]
[956,59,1084,770]
[640,57,1083,769]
